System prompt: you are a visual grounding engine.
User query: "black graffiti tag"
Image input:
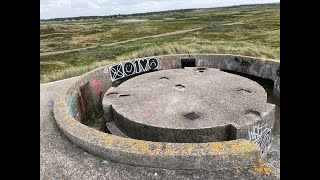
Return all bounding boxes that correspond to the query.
[108,57,162,82]
[110,64,124,81]
[133,60,141,73]
[240,60,251,67]
[148,58,158,70]
[140,59,148,71]
[124,62,135,76]
[234,57,252,67]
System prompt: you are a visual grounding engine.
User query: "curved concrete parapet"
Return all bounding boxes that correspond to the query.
[53,54,280,172]
[103,68,275,147]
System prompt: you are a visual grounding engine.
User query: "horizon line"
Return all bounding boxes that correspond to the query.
[40,2,279,21]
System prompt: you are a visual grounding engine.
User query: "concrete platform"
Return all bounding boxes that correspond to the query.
[41,77,280,179]
[103,68,275,143]
[42,54,280,179]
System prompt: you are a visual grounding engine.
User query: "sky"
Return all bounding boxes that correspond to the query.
[40,0,280,19]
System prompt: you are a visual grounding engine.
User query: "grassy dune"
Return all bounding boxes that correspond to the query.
[40,3,280,83]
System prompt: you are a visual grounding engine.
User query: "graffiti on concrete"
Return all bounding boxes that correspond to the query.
[109,64,124,81]
[90,76,104,96]
[149,58,159,69]
[234,57,252,67]
[248,123,272,154]
[77,93,87,122]
[108,57,163,82]
[67,94,74,117]
[139,59,148,71]
[240,60,251,66]
[124,62,135,75]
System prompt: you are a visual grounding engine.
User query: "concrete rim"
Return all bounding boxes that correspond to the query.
[53,54,279,171]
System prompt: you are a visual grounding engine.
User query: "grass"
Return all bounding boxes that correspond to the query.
[83,108,106,132]
[40,3,279,83]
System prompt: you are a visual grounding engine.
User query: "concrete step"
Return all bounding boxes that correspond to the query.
[106,121,128,138]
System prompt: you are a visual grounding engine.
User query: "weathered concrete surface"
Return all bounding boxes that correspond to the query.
[158,54,280,94]
[52,54,279,172]
[41,77,279,179]
[55,67,275,171]
[65,54,279,125]
[104,68,275,143]
[195,54,280,94]
[42,54,280,179]
[106,121,128,138]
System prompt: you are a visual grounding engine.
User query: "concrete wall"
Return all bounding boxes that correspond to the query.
[55,54,280,170]
[158,54,280,93]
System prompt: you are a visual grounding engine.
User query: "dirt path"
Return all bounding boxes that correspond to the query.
[40,27,204,56]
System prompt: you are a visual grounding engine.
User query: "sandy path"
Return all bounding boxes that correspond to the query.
[40,27,204,56]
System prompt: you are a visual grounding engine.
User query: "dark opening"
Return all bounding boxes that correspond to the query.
[118,94,131,98]
[184,112,201,120]
[197,67,206,70]
[245,110,262,121]
[181,58,196,68]
[237,88,252,93]
[107,92,118,96]
[175,84,185,88]
[149,69,159,72]
[175,84,186,91]
[245,109,261,116]
[227,125,237,140]
[160,77,169,80]
[105,127,111,134]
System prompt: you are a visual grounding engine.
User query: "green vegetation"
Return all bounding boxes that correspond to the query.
[40,3,279,83]
[83,108,106,132]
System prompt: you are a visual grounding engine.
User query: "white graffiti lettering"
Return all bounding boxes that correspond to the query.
[107,57,162,82]
[110,64,124,81]
[248,123,272,155]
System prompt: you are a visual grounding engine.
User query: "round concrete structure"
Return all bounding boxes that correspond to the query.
[103,68,271,143]
[53,54,280,173]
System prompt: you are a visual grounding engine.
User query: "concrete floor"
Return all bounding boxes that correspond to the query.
[40,77,280,180]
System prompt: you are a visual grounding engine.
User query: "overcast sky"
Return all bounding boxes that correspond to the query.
[40,0,280,19]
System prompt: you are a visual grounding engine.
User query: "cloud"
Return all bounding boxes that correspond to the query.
[40,0,280,19]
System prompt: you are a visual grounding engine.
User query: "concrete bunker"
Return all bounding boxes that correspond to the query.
[103,68,274,146]
[54,54,280,171]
